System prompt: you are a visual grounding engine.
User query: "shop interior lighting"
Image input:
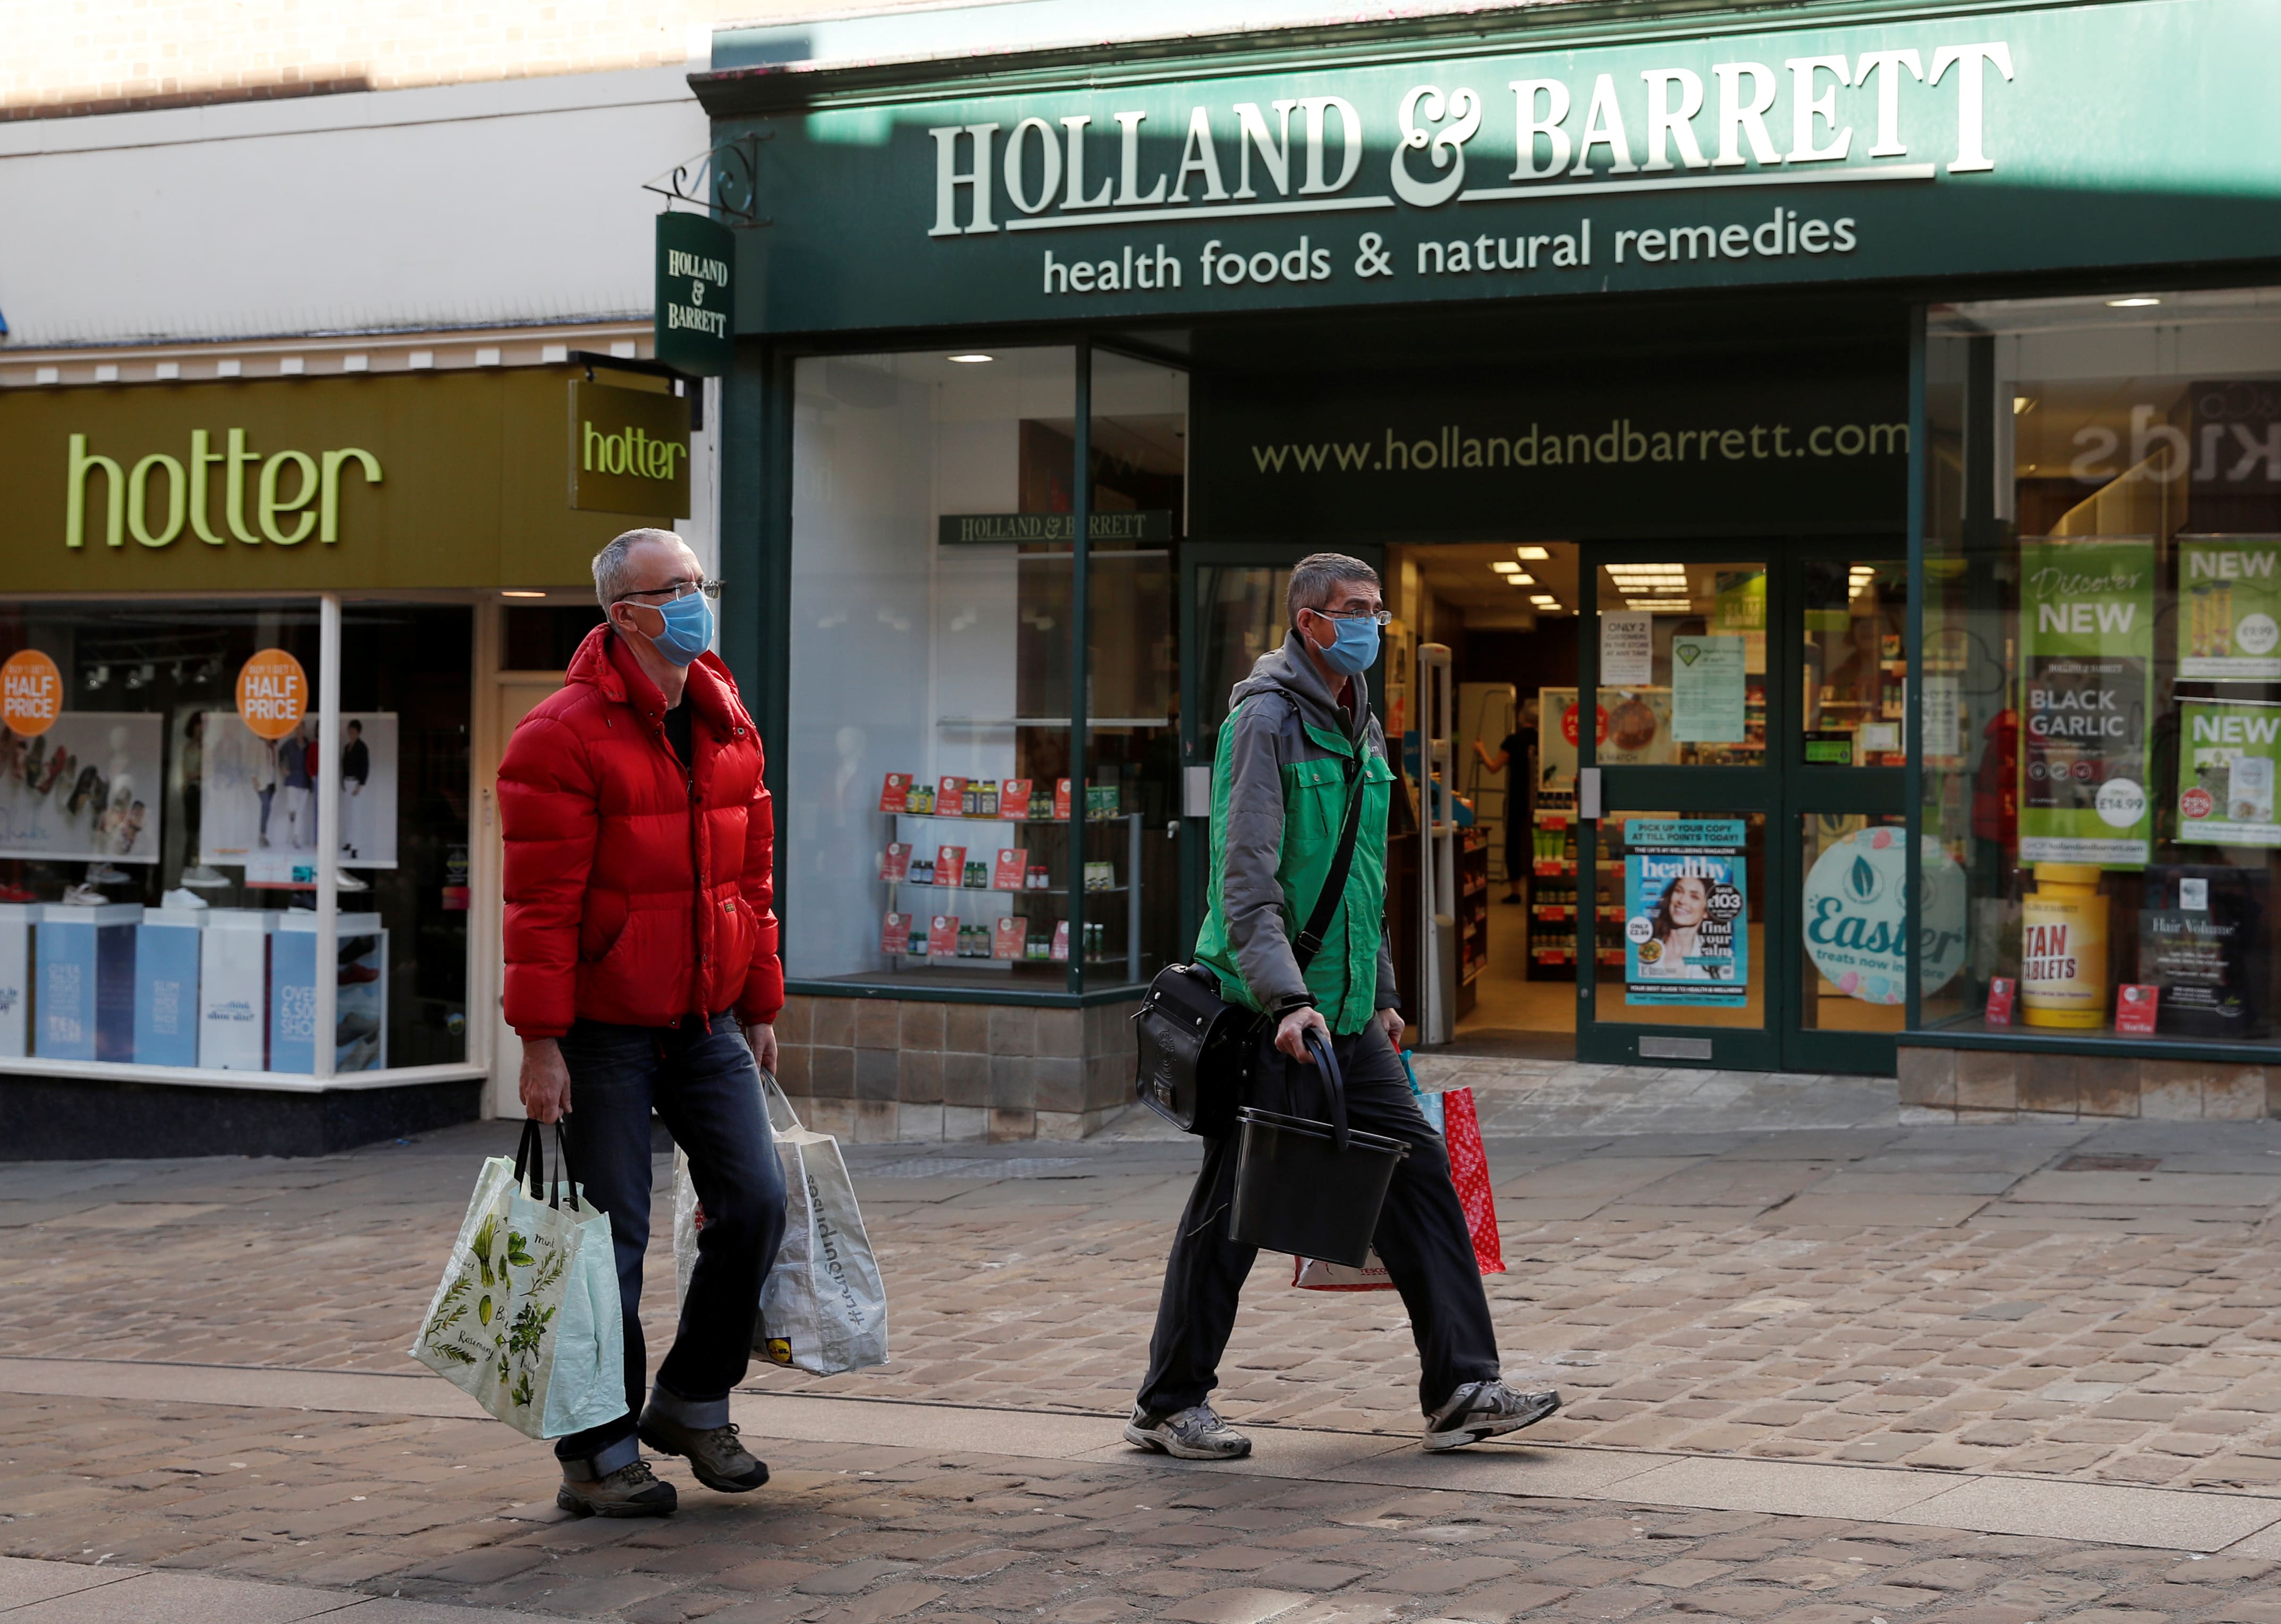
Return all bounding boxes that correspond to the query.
[947,353,995,363]
[2106,296,2161,308]
[1508,572,1536,585]
[1530,594,1559,606]
[1490,560,1520,573]
[501,589,546,598]
[2013,395,2036,415]
[1517,546,1551,560]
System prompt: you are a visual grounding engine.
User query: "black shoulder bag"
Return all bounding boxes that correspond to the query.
[1133,748,1371,1135]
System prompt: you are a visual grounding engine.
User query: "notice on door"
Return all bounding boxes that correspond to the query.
[1623,819,1748,1008]
[1671,635,1746,742]
[1599,612,1653,686]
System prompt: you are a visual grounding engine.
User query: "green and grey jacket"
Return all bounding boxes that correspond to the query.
[1194,630,1400,1036]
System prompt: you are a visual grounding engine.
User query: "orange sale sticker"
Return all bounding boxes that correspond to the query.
[1,649,62,738]
[235,648,309,740]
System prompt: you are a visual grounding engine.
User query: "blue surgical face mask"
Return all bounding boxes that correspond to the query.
[647,590,714,666]
[1315,613,1380,676]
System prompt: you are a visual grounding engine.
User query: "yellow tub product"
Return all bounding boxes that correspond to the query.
[2021,863,2108,1028]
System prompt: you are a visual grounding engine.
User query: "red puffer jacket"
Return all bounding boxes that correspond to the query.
[500,627,781,1038]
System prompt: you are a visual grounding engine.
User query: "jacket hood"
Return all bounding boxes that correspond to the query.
[565,624,751,734]
[1229,628,1369,744]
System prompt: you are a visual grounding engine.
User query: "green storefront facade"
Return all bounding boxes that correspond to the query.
[696,0,2281,1135]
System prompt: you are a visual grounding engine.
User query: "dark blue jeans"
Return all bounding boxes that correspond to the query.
[553,1016,786,1473]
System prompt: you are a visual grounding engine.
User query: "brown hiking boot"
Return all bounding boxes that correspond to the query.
[638,1411,771,1493]
[556,1457,678,1517]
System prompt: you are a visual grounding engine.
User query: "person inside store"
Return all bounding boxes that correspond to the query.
[1127,552,1560,1461]
[499,527,787,1518]
[1472,696,1539,903]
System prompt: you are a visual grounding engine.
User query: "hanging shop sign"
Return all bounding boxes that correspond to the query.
[2016,536,2155,866]
[568,380,693,518]
[654,210,736,377]
[2176,697,2281,848]
[1622,818,1747,1007]
[1800,826,1965,1005]
[702,0,2281,333]
[1,370,671,593]
[2179,537,2281,680]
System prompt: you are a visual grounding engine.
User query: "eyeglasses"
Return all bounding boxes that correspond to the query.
[612,578,723,605]
[1302,606,1392,628]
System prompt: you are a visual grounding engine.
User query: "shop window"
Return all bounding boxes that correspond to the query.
[0,601,470,1075]
[504,605,605,672]
[784,348,1184,994]
[1919,290,2281,1044]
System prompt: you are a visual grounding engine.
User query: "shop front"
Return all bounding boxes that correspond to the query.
[0,361,691,1155]
[697,0,2281,1134]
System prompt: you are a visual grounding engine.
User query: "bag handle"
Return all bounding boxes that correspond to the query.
[1292,749,1368,974]
[758,1069,804,1136]
[512,1118,546,1200]
[552,1119,582,1212]
[1303,1026,1350,1153]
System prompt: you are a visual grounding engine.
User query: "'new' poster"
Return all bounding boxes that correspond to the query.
[2180,537,2281,680]
[2177,698,2281,847]
[2017,538,2155,866]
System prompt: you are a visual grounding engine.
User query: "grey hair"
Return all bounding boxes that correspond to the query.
[592,528,683,610]
[1287,552,1382,624]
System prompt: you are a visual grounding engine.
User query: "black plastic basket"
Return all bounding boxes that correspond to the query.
[1229,1029,1409,1268]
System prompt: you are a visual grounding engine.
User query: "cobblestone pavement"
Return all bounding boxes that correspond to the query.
[13,1101,2281,1619]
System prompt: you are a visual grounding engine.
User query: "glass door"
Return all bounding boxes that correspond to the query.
[1576,540,1907,1075]
[1577,548,1780,1070]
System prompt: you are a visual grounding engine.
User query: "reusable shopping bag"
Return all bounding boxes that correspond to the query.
[1295,1062,1506,1290]
[409,1120,627,1439]
[674,1071,890,1377]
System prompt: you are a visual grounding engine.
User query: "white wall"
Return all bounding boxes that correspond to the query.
[0,65,707,346]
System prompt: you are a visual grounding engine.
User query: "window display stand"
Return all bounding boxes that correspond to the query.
[881,808,1143,979]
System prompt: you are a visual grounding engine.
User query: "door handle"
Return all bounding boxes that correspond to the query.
[1578,767,1602,821]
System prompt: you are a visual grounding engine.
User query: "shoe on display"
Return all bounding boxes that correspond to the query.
[1123,1403,1252,1460]
[556,1458,677,1519]
[86,863,131,885]
[59,884,108,907]
[334,870,369,891]
[160,888,210,910]
[181,864,231,890]
[0,883,36,903]
[337,962,381,985]
[1422,1380,1561,1452]
[637,1409,770,1493]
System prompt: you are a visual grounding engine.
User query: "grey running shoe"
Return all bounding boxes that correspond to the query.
[638,1412,771,1493]
[1123,1403,1252,1460]
[1423,1380,1561,1452]
[556,1457,677,1517]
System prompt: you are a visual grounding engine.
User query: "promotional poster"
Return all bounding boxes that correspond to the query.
[199,712,399,875]
[2138,866,2269,1039]
[1623,819,1747,1008]
[2179,537,2281,680]
[1800,826,1967,1005]
[2176,698,2281,847]
[1539,687,1676,786]
[0,713,164,866]
[2017,537,2156,865]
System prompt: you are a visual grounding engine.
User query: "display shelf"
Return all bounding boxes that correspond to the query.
[878,809,1145,979]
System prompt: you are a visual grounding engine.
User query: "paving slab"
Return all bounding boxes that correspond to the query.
[1603,1455,1950,1520]
[1,1570,364,1623]
[0,1557,141,1610]
[1890,1473,2281,1551]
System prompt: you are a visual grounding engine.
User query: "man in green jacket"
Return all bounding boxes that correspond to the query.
[1127,553,1559,1460]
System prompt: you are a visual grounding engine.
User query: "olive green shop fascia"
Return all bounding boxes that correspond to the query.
[698,0,2281,335]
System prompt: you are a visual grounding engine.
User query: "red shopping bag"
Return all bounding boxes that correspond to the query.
[1294,1086,1505,1289]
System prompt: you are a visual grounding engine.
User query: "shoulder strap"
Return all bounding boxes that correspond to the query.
[1291,749,1368,973]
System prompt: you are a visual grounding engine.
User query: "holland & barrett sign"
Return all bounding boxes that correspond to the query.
[655,212,735,377]
[706,0,2281,333]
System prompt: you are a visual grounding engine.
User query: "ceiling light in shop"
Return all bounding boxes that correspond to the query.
[1509,572,1535,585]
[1490,561,1520,573]
[2106,297,2161,308]
[947,353,995,363]
[501,590,546,598]
[1517,546,1551,560]
[2013,395,2036,415]
[1530,594,1558,606]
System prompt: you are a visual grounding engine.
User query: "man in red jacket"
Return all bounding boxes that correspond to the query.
[500,527,786,1518]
